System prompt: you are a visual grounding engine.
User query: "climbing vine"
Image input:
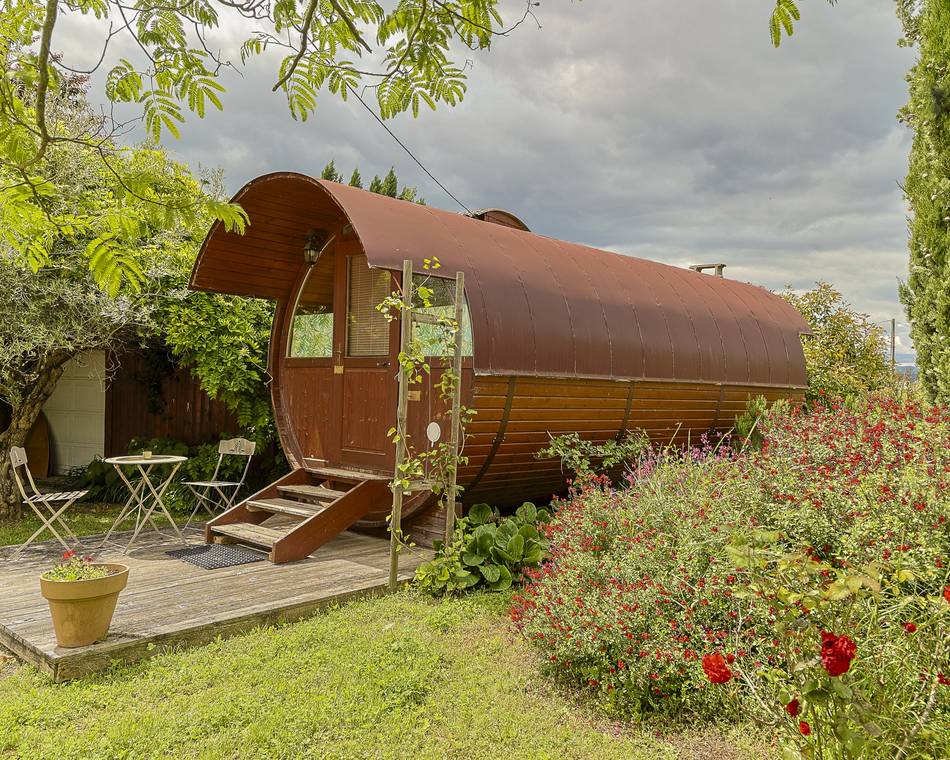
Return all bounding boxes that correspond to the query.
[377,256,475,554]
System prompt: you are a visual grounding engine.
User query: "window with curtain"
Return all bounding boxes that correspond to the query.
[411,274,474,357]
[288,253,335,358]
[346,255,391,356]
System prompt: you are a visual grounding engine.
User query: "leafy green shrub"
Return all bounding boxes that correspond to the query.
[536,431,649,480]
[733,394,773,450]
[780,283,892,404]
[512,397,950,756]
[416,502,550,596]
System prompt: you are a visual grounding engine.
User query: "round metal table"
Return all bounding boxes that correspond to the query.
[100,454,189,552]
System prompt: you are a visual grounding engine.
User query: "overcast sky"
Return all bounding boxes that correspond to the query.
[64,0,918,361]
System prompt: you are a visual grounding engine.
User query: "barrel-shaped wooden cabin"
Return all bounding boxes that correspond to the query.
[190,172,809,563]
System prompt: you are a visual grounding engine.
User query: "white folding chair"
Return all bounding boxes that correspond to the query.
[8,446,87,557]
[183,438,256,528]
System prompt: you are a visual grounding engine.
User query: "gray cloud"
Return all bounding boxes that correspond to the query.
[64,0,917,356]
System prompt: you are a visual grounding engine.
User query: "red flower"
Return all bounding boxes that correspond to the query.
[903,622,918,634]
[938,673,950,686]
[62,550,76,560]
[701,652,733,684]
[820,630,857,677]
[799,721,811,736]
[785,698,801,717]
[943,586,950,604]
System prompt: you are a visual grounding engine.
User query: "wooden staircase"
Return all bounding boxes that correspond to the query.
[206,467,390,564]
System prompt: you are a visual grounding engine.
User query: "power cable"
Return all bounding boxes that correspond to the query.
[345,83,473,215]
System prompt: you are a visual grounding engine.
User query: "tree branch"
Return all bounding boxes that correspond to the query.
[24,0,59,169]
[271,0,320,91]
[327,0,372,53]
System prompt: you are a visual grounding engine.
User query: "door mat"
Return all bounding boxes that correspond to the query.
[166,544,266,570]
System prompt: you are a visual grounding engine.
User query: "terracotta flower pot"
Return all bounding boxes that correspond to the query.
[39,564,129,648]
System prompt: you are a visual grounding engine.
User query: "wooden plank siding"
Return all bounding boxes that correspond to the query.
[459,375,802,506]
[104,349,238,456]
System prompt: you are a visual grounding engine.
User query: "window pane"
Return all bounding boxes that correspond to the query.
[411,274,474,357]
[346,255,391,356]
[289,253,334,358]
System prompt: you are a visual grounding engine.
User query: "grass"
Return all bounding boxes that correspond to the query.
[0,592,769,759]
[0,502,189,547]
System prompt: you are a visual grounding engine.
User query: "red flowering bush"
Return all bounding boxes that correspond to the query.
[511,395,950,756]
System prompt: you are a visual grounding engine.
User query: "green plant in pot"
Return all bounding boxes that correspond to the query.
[40,551,129,648]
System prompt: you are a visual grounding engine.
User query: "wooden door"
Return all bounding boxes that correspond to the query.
[280,250,339,469]
[338,254,398,470]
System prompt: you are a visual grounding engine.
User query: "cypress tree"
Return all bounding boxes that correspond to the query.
[898,0,950,400]
[320,160,341,183]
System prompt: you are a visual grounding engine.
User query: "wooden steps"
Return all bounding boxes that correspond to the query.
[311,466,388,482]
[246,497,327,519]
[211,522,286,549]
[206,467,393,564]
[277,485,346,502]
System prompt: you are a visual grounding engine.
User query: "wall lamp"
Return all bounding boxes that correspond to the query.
[304,229,334,265]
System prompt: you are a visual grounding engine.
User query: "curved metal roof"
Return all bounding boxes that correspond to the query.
[191,172,809,388]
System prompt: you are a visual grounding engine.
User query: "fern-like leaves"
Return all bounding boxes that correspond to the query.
[770,0,801,47]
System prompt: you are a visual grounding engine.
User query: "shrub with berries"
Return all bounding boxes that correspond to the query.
[511,395,950,757]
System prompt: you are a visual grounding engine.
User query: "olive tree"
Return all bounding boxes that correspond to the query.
[0,89,207,516]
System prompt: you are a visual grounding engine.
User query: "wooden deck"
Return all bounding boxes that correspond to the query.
[0,527,428,682]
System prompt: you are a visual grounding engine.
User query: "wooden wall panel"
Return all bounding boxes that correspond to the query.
[104,350,238,456]
[282,367,334,464]
[460,376,804,508]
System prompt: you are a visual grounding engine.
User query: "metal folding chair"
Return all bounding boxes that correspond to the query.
[183,438,256,528]
[8,446,87,557]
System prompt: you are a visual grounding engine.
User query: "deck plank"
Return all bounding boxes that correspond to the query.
[0,527,429,681]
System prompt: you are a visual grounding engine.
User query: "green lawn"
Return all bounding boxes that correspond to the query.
[0,593,768,759]
[0,502,188,548]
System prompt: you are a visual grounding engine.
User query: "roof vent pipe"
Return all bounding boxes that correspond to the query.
[689,263,727,278]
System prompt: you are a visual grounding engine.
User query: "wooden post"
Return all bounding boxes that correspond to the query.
[443,271,465,546]
[389,259,413,591]
[890,318,896,371]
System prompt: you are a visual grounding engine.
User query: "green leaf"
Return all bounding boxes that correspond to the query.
[474,524,495,555]
[505,533,525,563]
[518,524,539,541]
[479,563,501,583]
[803,688,831,706]
[522,541,544,565]
[830,679,853,699]
[515,501,538,523]
[468,503,493,525]
[461,551,484,567]
[489,565,513,591]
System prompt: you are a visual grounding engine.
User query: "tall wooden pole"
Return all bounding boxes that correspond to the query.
[389,259,413,591]
[443,271,465,546]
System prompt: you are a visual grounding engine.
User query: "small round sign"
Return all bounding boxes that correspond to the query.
[426,422,442,444]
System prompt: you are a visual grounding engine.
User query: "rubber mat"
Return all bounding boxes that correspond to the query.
[166,543,265,570]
